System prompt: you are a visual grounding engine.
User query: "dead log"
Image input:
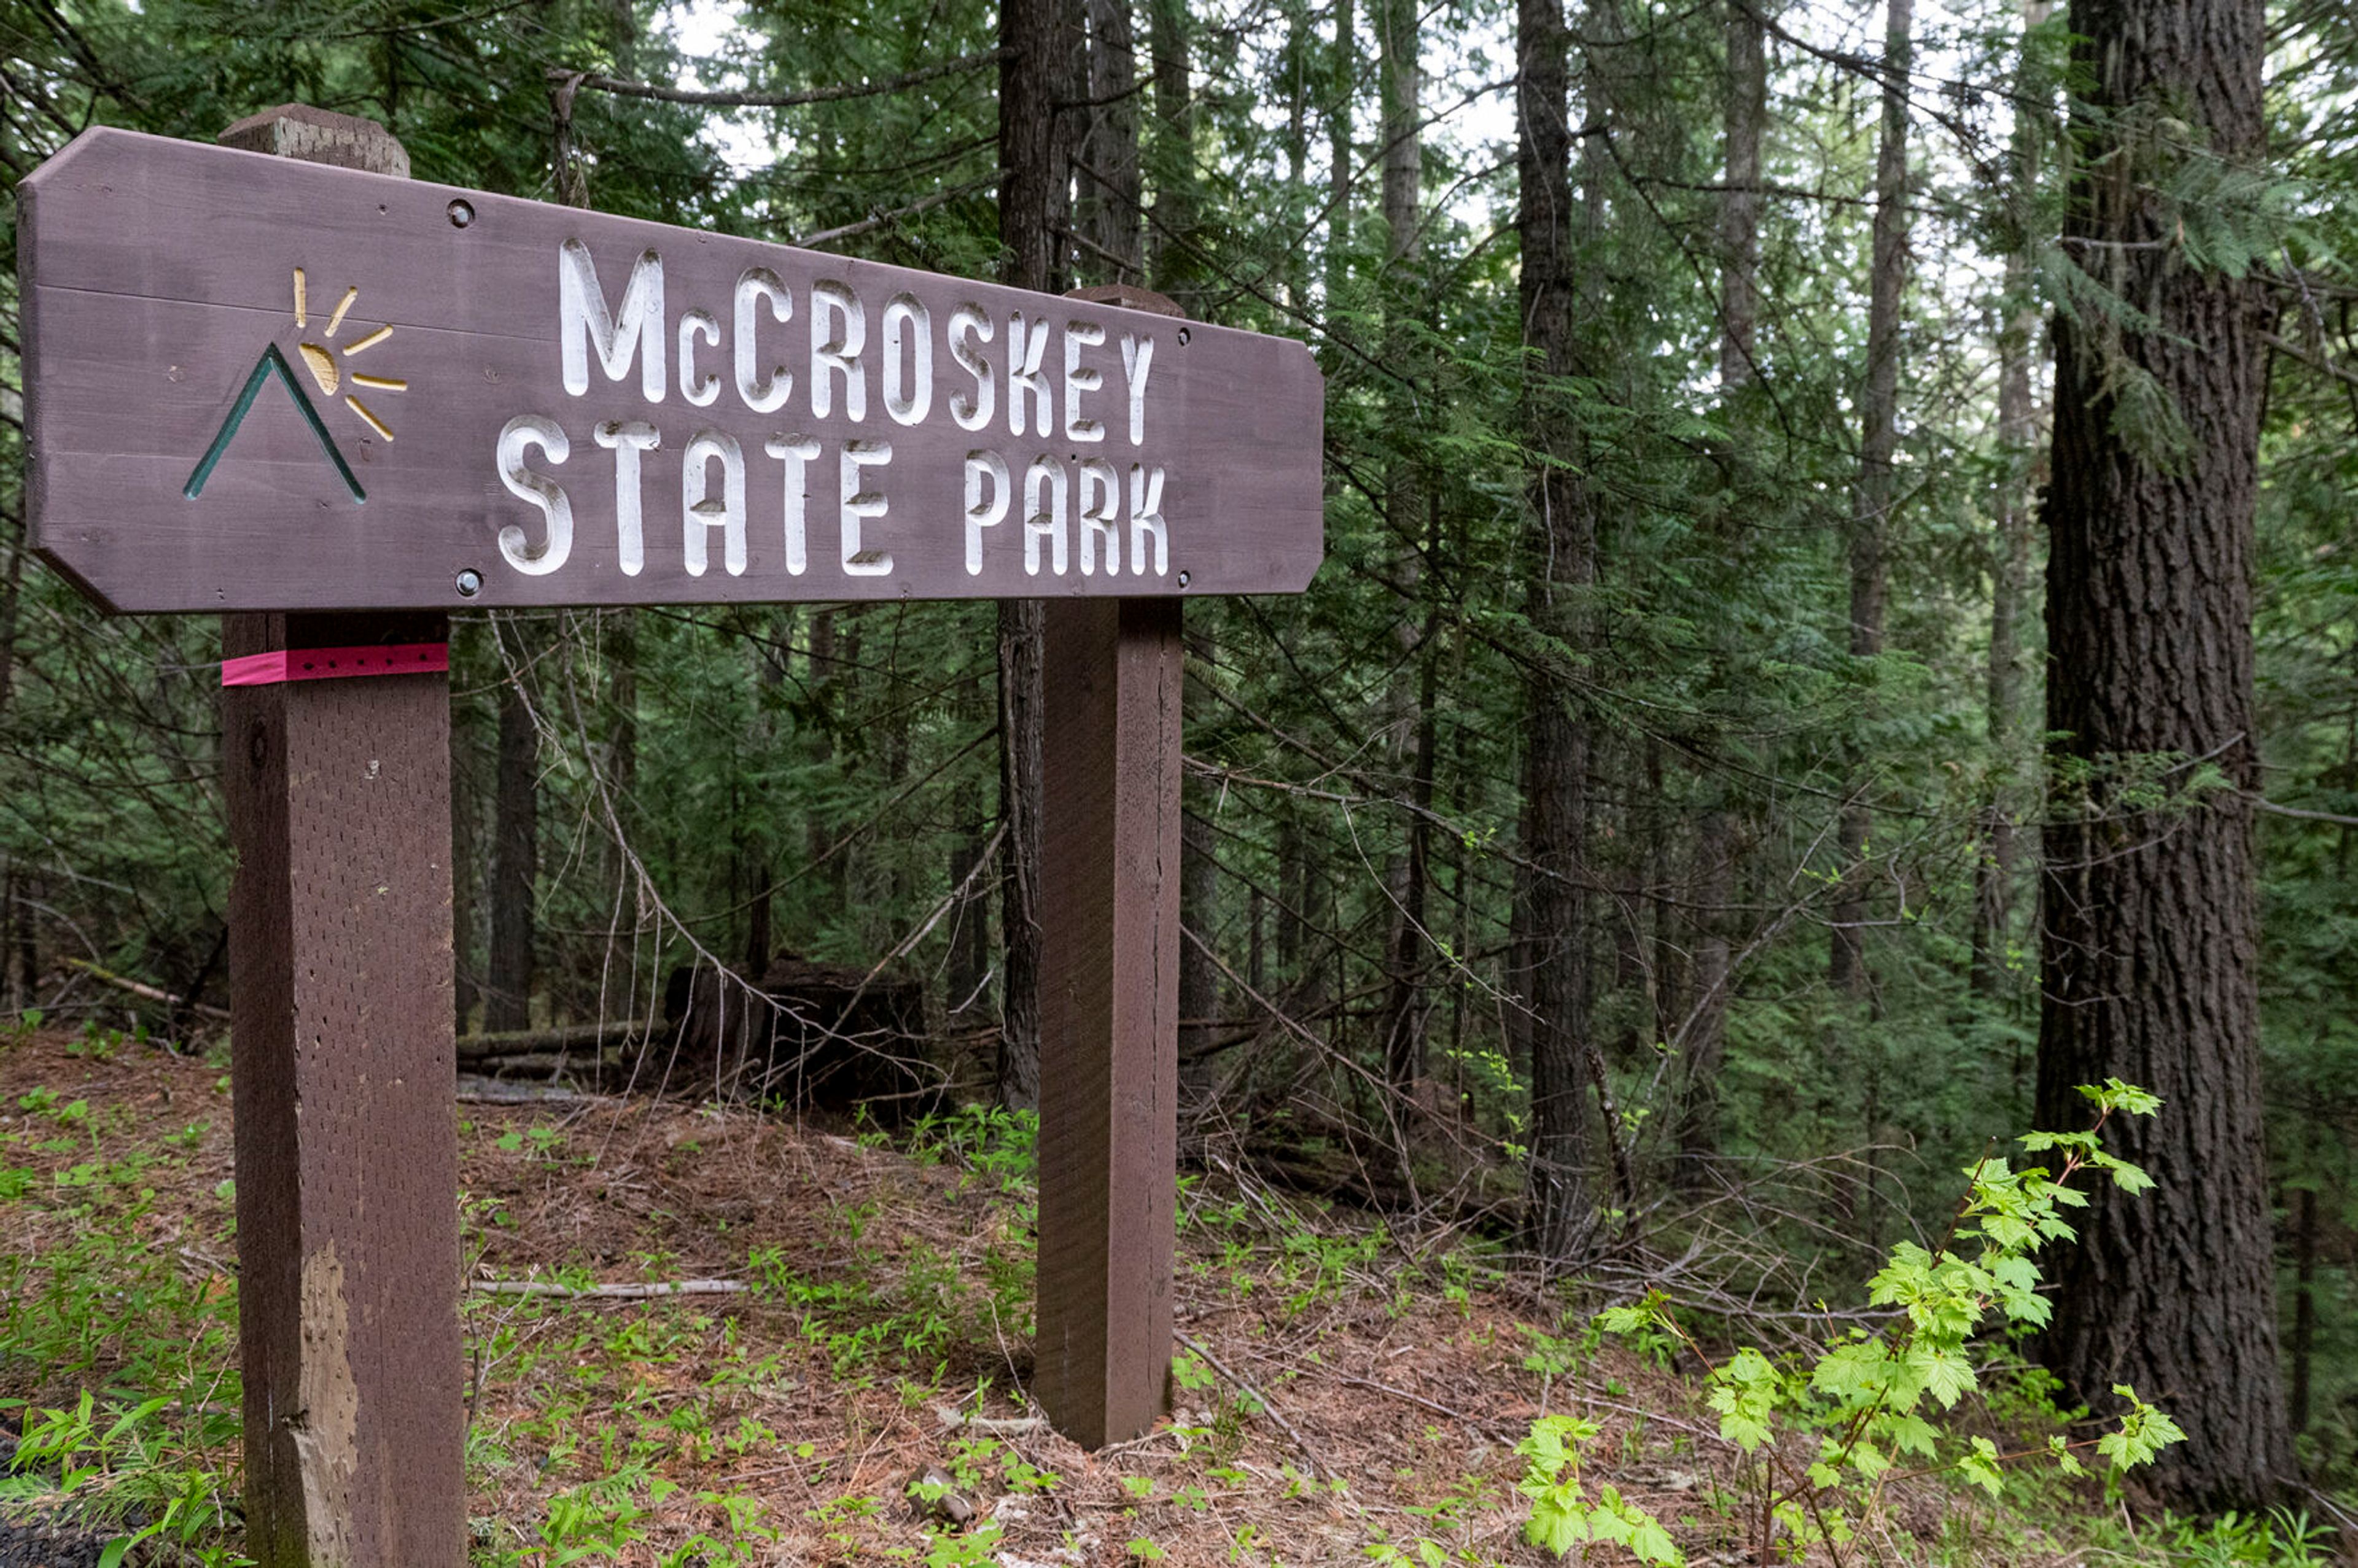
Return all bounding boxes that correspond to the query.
[455,1018,652,1066]
[653,952,936,1117]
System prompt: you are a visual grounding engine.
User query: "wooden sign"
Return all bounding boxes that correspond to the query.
[20,128,1325,613]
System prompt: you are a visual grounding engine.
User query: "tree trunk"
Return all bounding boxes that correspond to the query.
[1374,0,1430,1121]
[2033,0,2291,1504]
[1717,0,1766,391]
[1517,0,1593,1267]
[1325,0,1355,315]
[1831,0,1911,997]
[947,675,994,1025]
[994,0,1078,1111]
[1972,0,2050,1000]
[0,527,23,1014]
[603,608,639,902]
[1179,805,1220,1070]
[994,602,1045,1111]
[1076,0,1143,281]
[1676,807,1733,1179]
[486,625,539,1033]
[1148,0,1199,311]
[451,673,483,1035]
[742,611,785,972]
[2290,1184,2316,1436]
[0,524,23,734]
[1678,0,1765,1172]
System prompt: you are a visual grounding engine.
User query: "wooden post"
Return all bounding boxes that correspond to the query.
[219,107,464,1568]
[1033,284,1192,1448]
[1033,594,1185,1445]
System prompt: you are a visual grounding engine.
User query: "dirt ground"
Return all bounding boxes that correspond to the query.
[0,1027,2016,1566]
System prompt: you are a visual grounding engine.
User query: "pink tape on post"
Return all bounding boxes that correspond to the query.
[221,643,450,688]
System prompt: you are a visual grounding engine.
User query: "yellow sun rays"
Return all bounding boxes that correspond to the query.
[292,268,408,441]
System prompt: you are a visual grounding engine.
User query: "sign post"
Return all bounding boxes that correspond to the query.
[213,108,464,1568]
[18,108,1322,1549]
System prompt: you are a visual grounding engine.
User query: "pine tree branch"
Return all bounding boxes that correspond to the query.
[559,49,1006,111]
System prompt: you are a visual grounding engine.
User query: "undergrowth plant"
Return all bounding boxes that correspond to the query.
[1518,1081,2184,1566]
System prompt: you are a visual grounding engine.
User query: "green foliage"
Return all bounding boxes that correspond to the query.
[1514,1415,1682,1565]
[1557,1085,2182,1562]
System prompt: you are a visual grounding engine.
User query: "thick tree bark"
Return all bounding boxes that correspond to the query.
[1148,0,1199,311]
[995,599,1045,1112]
[2291,1184,2316,1436]
[742,618,783,972]
[1717,0,1765,391]
[1178,807,1220,1062]
[804,608,846,908]
[1676,807,1733,1176]
[0,529,23,1014]
[1076,0,1142,281]
[1326,0,1355,314]
[947,675,994,1025]
[603,608,639,900]
[450,678,483,1034]
[1374,0,1431,1117]
[1972,0,2049,1000]
[994,0,1080,1111]
[1831,0,1911,996]
[1517,0,1593,1266]
[2033,0,2292,1505]
[486,627,539,1033]
[1677,0,1766,1175]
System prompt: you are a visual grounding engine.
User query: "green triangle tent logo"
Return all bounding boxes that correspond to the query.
[183,342,367,503]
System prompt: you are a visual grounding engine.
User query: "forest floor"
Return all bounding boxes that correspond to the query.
[0,1025,2317,1567]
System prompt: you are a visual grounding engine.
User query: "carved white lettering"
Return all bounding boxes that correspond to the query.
[1119,333,1154,446]
[766,434,821,575]
[593,420,660,576]
[734,268,793,413]
[1077,457,1119,575]
[810,281,866,423]
[682,430,747,576]
[1024,456,1068,575]
[840,440,894,575]
[558,241,665,403]
[964,450,1011,574]
[1129,462,1168,576]
[1064,321,1105,442]
[882,294,933,427]
[949,306,995,433]
[678,310,720,407]
[497,414,573,575]
[1007,314,1053,438]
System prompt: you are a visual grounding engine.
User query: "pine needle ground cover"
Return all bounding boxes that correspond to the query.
[0,1028,2332,1567]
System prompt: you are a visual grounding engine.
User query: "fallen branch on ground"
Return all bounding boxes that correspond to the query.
[473,1278,745,1300]
[61,956,230,1022]
[1175,1330,1339,1486]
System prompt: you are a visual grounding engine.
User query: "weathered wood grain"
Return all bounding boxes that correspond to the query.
[226,610,464,1568]
[21,128,1324,613]
[218,105,464,1568]
[1032,596,1184,1446]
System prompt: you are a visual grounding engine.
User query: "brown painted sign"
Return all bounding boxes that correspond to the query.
[20,129,1325,613]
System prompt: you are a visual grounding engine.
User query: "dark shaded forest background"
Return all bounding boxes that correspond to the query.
[2,0,2355,1509]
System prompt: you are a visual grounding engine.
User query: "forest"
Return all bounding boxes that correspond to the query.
[2,0,2357,1555]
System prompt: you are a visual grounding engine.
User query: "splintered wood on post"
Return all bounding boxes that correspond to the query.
[18,129,1326,614]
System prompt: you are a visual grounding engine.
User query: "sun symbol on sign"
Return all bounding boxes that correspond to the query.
[182,267,413,503]
[290,267,408,440]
